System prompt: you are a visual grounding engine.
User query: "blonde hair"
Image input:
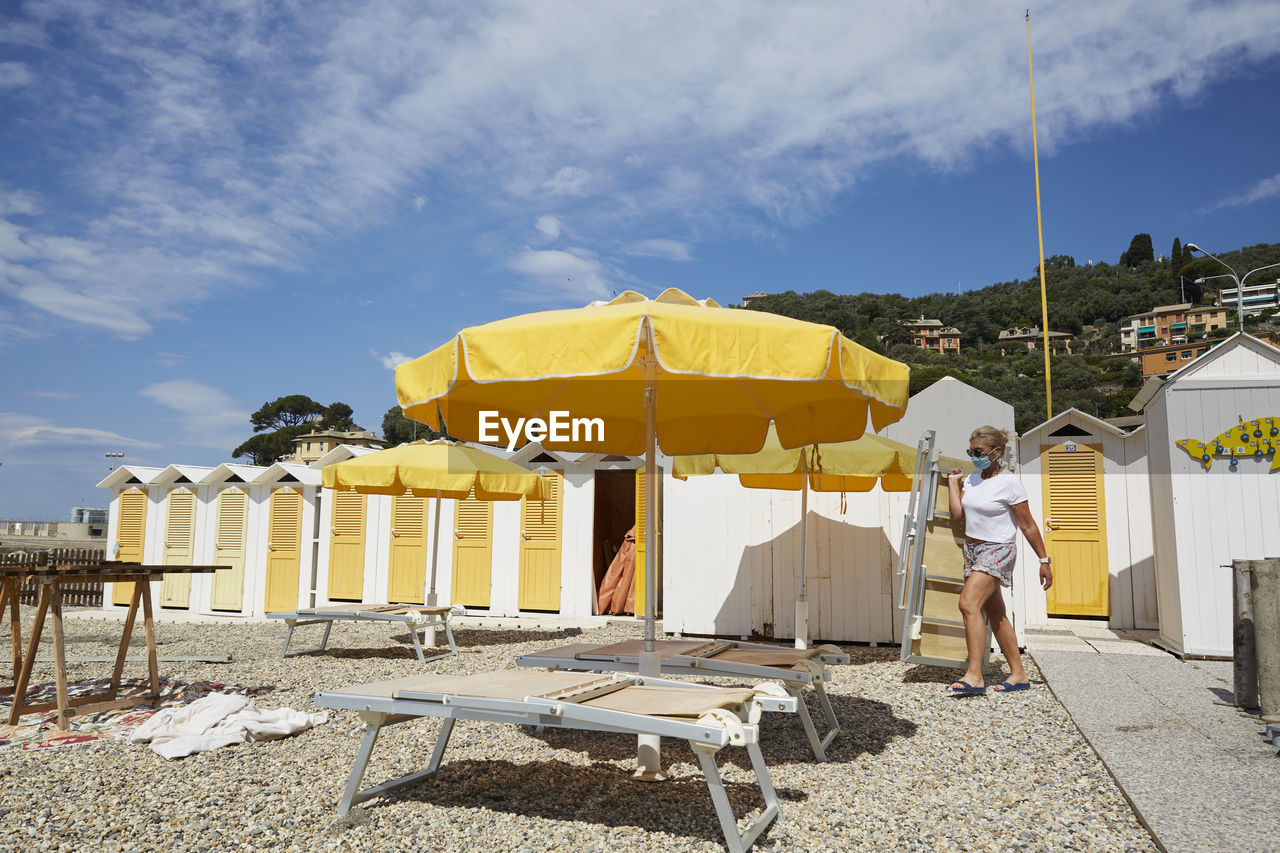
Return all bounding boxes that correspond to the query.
[970,425,1009,449]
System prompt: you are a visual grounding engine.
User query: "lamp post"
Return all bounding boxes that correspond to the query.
[105,452,124,471]
[1185,244,1280,333]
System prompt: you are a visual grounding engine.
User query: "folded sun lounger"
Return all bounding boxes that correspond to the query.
[267,603,462,663]
[315,670,797,853]
[516,638,849,761]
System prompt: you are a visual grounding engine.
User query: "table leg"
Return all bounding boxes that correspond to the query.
[8,583,50,725]
[109,582,143,700]
[50,583,69,731]
[141,582,160,700]
[3,579,20,687]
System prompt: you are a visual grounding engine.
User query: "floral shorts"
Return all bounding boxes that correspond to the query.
[962,541,1017,588]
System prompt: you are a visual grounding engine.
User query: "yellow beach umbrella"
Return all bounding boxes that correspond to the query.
[322,439,551,611]
[322,439,553,500]
[674,426,967,647]
[395,288,909,778]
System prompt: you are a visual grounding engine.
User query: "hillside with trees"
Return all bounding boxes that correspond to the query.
[742,238,1280,432]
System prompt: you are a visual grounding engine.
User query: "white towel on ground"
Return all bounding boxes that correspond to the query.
[129,692,328,759]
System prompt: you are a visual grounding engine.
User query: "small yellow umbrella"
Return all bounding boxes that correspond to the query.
[322,439,551,611]
[674,426,967,647]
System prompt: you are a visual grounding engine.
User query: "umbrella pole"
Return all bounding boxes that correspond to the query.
[796,454,809,650]
[426,494,442,646]
[635,348,665,781]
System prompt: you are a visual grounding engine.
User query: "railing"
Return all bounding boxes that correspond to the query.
[2,548,106,607]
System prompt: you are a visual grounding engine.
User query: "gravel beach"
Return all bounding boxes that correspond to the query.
[1,611,1157,852]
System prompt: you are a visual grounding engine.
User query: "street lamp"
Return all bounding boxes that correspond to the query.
[105,452,124,471]
[1185,243,1280,333]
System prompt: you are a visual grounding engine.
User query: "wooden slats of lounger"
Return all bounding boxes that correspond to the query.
[700,648,819,667]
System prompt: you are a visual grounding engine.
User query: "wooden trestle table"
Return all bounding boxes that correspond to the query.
[1,553,224,730]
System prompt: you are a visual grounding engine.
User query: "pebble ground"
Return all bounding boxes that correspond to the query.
[0,610,1157,852]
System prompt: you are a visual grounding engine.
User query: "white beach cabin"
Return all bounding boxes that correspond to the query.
[1138,332,1280,657]
[1014,410,1156,632]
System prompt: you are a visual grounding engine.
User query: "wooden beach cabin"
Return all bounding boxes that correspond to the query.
[1014,410,1156,631]
[197,463,267,616]
[1136,332,1280,657]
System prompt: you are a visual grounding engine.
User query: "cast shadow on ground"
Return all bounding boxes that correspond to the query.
[525,690,918,770]
[357,757,802,848]
[299,627,584,660]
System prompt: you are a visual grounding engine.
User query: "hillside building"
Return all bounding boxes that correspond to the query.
[997,325,1073,354]
[901,316,961,354]
[287,429,384,465]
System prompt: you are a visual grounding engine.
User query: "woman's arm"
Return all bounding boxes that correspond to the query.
[947,469,965,522]
[1010,501,1053,590]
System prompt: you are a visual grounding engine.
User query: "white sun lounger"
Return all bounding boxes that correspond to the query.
[517,638,849,761]
[315,670,797,853]
[267,603,462,663]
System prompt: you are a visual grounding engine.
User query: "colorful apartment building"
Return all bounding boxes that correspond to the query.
[901,316,961,354]
[1120,303,1228,352]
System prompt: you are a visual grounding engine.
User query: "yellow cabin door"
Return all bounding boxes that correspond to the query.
[265,489,303,613]
[388,493,428,604]
[211,489,248,611]
[633,470,649,617]
[452,489,493,607]
[111,489,148,605]
[518,470,563,611]
[1043,443,1109,617]
[160,490,197,608]
[328,490,367,601]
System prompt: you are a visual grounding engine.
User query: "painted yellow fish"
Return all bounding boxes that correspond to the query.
[1178,416,1280,471]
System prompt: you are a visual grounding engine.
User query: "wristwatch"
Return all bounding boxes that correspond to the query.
[1039,557,1052,565]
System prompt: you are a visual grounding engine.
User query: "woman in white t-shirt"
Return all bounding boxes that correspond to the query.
[945,425,1053,695]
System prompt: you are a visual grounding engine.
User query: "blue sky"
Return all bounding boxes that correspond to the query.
[3,0,1280,518]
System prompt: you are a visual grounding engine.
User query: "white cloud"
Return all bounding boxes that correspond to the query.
[29,390,75,400]
[413,194,427,212]
[506,248,615,302]
[0,62,32,89]
[624,238,693,262]
[0,412,157,449]
[542,167,592,197]
[373,350,412,370]
[139,379,249,450]
[1207,171,1280,211]
[0,187,40,216]
[2,0,1279,336]
[535,215,562,241]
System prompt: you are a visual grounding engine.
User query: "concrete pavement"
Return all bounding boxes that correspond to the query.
[1028,624,1280,853]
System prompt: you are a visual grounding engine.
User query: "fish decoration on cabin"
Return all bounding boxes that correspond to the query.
[1177,416,1280,471]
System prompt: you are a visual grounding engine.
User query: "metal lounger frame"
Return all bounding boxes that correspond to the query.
[315,674,797,853]
[268,607,458,663]
[516,639,847,761]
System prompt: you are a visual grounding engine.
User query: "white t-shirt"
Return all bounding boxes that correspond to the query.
[960,470,1029,543]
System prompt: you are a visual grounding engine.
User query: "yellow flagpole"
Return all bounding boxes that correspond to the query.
[1026,10,1052,419]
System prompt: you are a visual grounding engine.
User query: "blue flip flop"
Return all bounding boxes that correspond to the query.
[947,680,986,695]
[992,681,1031,692]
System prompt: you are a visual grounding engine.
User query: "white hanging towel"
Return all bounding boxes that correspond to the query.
[129,692,327,759]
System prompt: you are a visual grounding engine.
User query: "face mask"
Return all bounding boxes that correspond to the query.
[968,447,999,470]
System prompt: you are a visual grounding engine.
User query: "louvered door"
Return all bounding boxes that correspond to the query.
[388,493,428,604]
[518,470,562,612]
[327,490,367,601]
[451,488,493,607]
[264,488,303,612]
[1042,443,1109,617]
[160,489,196,607]
[211,489,248,611]
[111,489,148,605]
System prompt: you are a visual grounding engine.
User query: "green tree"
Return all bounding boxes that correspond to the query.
[382,406,450,447]
[233,395,358,465]
[1170,237,1183,276]
[1121,233,1154,266]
